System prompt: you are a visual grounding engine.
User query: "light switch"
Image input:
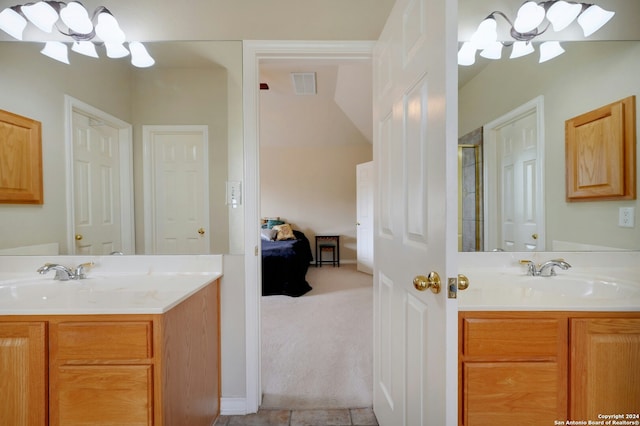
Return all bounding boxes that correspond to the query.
[226,181,242,208]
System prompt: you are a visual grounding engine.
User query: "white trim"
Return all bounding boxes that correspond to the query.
[64,96,134,255]
[483,95,546,252]
[142,125,210,254]
[242,40,375,414]
[220,397,248,416]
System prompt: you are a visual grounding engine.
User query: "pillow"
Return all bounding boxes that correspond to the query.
[263,219,285,229]
[260,228,277,241]
[272,223,295,240]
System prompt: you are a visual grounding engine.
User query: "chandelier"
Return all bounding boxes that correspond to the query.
[458,1,615,66]
[0,1,154,67]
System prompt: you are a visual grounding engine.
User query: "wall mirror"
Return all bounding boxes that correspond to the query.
[0,40,244,255]
[458,40,639,252]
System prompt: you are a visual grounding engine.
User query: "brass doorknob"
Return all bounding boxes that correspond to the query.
[532,233,538,240]
[458,274,470,290]
[413,272,441,294]
[75,234,83,241]
[198,228,205,235]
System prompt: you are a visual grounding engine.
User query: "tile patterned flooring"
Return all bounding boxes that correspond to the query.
[215,407,378,426]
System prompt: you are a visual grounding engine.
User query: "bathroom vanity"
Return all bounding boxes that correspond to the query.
[458,311,640,425]
[458,252,640,426]
[0,256,222,426]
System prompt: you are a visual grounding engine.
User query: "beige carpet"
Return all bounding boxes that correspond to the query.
[261,263,373,409]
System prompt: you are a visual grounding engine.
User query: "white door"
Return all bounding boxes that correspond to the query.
[484,98,544,252]
[372,0,458,424]
[143,125,210,254]
[357,161,374,274]
[69,104,134,255]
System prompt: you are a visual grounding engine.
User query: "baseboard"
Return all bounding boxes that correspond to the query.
[220,397,248,415]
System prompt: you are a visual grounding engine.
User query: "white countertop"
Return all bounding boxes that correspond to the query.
[0,255,223,315]
[458,252,640,312]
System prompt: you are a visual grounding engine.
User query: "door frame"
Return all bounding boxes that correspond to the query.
[483,95,545,251]
[142,125,210,254]
[242,40,376,413]
[64,95,134,255]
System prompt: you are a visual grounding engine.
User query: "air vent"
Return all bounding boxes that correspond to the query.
[291,72,316,95]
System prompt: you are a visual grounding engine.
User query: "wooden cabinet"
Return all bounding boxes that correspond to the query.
[0,321,47,426]
[570,317,640,420]
[458,312,568,426]
[0,278,220,426]
[459,311,640,426]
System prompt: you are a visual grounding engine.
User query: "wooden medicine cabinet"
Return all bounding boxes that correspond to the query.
[565,95,636,201]
[0,109,43,204]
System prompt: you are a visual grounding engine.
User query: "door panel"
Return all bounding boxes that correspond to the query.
[373,0,457,424]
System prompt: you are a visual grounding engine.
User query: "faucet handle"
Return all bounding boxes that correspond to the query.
[74,261,95,279]
[519,259,537,276]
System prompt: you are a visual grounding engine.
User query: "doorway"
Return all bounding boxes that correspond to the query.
[244,41,376,412]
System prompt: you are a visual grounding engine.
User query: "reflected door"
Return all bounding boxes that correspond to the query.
[485,98,544,252]
[143,125,210,254]
[72,110,122,255]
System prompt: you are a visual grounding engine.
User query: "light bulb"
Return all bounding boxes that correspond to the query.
[510,41,535,59]
[21,1,59,33]
[72,41,98,58]
[41,41,69,64]
[0,7,27,40]
[539,41,565,63]
[514,1,545,33]
[60,1,93,34]
[129,42,155,68]
[577,5,615,37]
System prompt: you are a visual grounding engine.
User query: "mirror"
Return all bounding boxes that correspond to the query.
[459,40,640,251]
[0,40,244,255]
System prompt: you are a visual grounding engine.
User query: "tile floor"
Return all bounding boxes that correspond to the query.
[215,407,378,426]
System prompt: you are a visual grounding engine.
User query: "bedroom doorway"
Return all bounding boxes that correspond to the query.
[257,51,374,410]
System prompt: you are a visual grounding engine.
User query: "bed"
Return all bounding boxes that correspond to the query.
[261,228,313,297]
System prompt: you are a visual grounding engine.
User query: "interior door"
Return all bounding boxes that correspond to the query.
[143,125,210,254]
[372,0,458,424]
[357,161,374,274]
[72,110,122,255]
[484,99,544,252]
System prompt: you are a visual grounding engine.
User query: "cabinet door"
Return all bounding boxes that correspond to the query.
[570,318,640,419]
[0,322,47,426]
[51,365,153,426]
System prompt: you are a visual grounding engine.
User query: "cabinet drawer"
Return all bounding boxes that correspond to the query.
[462,362,563,425]
[54,321,153,360]
[462,318,563,358]
[54,365,153,426]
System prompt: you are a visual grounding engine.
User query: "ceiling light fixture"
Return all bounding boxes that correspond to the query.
[0,1,154,68]
[459,0,615,66]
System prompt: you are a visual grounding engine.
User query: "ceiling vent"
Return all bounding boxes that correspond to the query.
[291,72,316,95]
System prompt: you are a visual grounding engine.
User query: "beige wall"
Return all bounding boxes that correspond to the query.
[459,41,640,251]
[260,145,373,262]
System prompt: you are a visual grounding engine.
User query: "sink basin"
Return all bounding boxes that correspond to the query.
[513,276,640,299]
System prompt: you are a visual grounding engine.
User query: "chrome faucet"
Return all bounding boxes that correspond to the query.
[519,259,572,277]
[37,262,94,281]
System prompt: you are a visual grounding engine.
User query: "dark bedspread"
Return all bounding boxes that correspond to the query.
[261,230,313,297]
